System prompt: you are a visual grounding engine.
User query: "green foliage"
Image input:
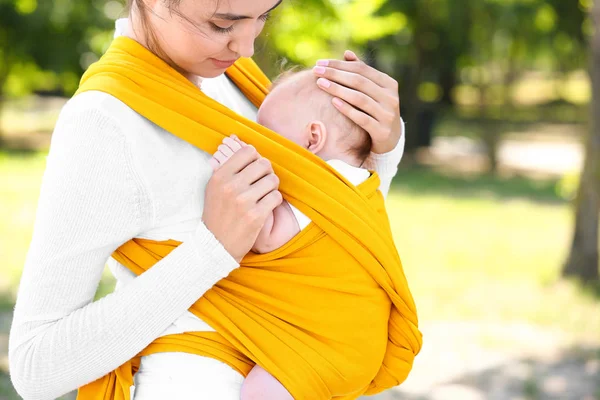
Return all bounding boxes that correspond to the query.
[264,0,408,66]
[0,0,120,97]
[0,0,591,110]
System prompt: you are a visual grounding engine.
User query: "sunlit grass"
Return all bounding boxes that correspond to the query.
[389,171,600,338]
[0,151,47,299]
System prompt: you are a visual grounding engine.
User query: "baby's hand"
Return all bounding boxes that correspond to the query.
[209,135,248,171]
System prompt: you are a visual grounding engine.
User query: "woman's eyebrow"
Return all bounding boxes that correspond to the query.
[213,0,283,21]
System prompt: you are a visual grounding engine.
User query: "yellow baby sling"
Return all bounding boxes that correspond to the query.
[75,36,422,399]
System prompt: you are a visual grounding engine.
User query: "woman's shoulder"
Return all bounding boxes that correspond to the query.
[60,91,150,132]
[43,91,155,234]
[55,90,213,220]
[60,91,201,153]
[54,90,192,161]
[49,91,150,167]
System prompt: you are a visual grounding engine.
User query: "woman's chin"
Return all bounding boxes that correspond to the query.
[190,64,228,79]
[203,70,227,78]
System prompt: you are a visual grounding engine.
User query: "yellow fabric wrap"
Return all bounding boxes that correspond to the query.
[75,36,422,400]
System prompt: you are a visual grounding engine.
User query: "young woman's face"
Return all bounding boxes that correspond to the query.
[144,0,281,78]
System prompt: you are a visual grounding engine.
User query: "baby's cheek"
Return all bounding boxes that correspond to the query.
[277,121,306,146]
[257,106,306,147]
[277,121,303,144]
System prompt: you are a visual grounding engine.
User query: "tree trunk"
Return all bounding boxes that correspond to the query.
[439,65,456,106]
[562,0,600,282]
[0,94,4,137]
[477,84,500,173]
[0,84,7,141]
[0,50,10,140]
[403,11,427,153]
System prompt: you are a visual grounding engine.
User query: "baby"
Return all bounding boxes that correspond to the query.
[209,69,374,399]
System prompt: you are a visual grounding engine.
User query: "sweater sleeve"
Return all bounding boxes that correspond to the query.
[8,102,238,400]
[362,118,406,198]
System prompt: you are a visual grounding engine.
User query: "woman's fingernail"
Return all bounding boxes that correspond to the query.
[317,78,331,88]
[316,59,329,67]
[332,98,343,107]
[313,66,326,75]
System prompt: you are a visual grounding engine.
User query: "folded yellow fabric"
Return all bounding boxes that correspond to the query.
[75,36,422,400]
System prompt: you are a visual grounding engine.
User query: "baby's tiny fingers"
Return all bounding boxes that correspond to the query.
[223,137,242,152]
[213,150,229,165]
[231,135,247,147]
[209,157,220,171]
[218,144,234,157]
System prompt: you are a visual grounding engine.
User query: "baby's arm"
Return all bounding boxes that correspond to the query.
[252,200,300,254]
[210,136,300,254]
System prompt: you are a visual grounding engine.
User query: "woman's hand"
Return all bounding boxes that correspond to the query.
[203,136,282,263]
[312,50,402,154]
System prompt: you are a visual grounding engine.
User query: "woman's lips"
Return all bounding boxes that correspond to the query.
[211,58,237,68]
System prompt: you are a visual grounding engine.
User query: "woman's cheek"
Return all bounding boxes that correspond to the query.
[206,34,232,55]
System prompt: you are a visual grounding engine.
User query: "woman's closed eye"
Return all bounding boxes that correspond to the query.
[210,13,271,34]
[211,22,235,34]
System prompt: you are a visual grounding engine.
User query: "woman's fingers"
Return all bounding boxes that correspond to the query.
[315,76,384,123]
[330,96,378,133]
[247,172,280,203]
[212,137,280,217]
[316,58,396,90]
[239,157,275,186]
[313,64,399,115]
[315,50,403,154]
[313,66,383,105]
[343,50,359,61]
[217,145,260,175]
[203,138,279,263]
[257,189,283,214]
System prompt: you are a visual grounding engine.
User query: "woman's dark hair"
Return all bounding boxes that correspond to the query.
[127,0,175,61]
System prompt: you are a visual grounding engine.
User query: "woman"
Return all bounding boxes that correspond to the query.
[8,0,406,399]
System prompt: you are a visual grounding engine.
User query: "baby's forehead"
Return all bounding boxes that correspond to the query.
[269,72,328,111]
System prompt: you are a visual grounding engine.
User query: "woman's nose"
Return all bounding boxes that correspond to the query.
[229,25,256,58]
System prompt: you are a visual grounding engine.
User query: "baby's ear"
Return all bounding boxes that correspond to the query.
[307,121,327,155]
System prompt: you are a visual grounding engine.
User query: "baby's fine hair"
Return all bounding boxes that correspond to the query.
[268,67,372,163]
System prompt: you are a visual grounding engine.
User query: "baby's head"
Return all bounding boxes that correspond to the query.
[257,68,371,167]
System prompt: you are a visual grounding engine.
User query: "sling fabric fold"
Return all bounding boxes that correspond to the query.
[75,36,422,400]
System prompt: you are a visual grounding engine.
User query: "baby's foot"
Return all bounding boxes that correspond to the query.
[209,135,247,171]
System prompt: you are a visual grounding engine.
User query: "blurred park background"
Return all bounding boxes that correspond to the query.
[1,0,599,399]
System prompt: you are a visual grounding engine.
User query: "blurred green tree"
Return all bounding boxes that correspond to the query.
[0,0,117,136]
[0,0,591,157]
[380,0,586,154]
[258,0,407,77]
[563,0,599,283]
